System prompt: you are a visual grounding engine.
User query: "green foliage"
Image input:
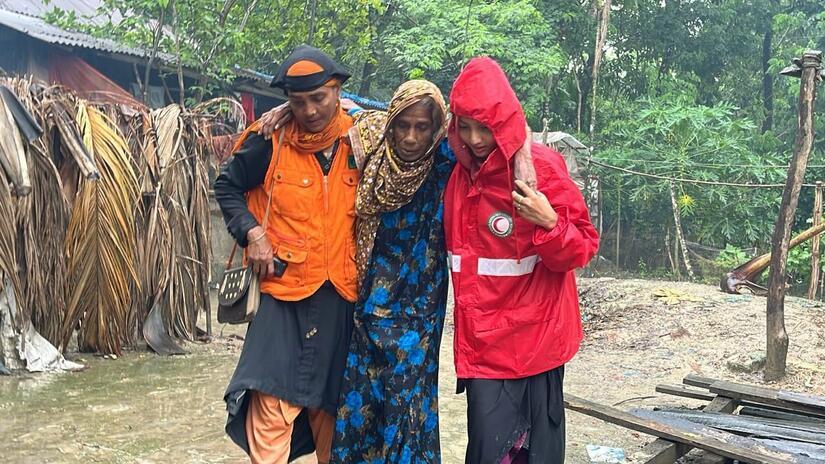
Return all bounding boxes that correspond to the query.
[372,0,567,124]
[714,245,749,269]
[42,0,825,282]
[597,94,787,248]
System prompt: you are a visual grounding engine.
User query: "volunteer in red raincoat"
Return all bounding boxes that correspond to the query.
[444,57,600,463]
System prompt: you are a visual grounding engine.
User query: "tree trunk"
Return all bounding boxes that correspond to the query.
[357,3,397,97]
[765,50,821,381]
[665,229,676,273]
[307,0,319,45]
[133,63,144,99]
[143,7,167,105]
[761,27,774,133]
[673,227,681,279]
[358,61,375,96]
[615,185,621,269]
[669,181,694,280]
[808,182,823,299]
[173,2,185,107]
[574,64,583,134]
[589,0,611,138]
[194,0,239,103]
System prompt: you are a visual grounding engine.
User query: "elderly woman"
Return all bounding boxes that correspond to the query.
[444,57,599,463]
[331,80,451,463]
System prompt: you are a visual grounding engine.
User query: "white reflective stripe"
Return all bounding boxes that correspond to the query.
[447,253,462,272]
[477,255,540,276]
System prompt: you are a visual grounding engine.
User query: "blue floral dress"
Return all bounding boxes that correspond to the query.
[331,142,453,463]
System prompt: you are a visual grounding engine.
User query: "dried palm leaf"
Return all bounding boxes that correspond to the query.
[153,105,183,172]
[166,198,198,339]
[1,85,67,344]
[2,77,71,345]
[23,151,69,344]
[133,111,159,194]
[0,89,30,196]
[61,103,139,355]
[187,118,212,332]
[0,175,22,330]
[49,98,99,180]
[191,97,245,174]
[191,97,246,132]
[137,105,211,342]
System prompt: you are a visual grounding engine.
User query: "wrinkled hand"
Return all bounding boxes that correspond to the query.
[512,179,558,230]
[340,97,360,112]
[257,103,292,139]
[246,226,274,279]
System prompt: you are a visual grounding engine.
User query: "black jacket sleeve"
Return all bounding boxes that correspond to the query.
[214,133,272,247]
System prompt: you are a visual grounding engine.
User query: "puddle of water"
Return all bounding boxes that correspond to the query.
[0,348,247,463]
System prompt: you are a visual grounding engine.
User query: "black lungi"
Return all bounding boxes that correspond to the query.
[459,366,566,464]
[224,283,354,460]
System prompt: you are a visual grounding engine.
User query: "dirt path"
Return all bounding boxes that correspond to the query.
[565,277,825,462]
[1,278,823,463]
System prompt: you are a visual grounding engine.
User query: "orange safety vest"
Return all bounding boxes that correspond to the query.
[242,122,359,303]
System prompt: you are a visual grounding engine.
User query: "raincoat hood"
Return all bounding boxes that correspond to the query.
[447,57,527,170]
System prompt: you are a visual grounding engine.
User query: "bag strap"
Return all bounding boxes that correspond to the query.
[225,128,286,270]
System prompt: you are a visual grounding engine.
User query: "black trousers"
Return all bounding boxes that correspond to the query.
[460,366,566,464]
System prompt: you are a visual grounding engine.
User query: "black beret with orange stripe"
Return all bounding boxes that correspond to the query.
[270,44,351,92]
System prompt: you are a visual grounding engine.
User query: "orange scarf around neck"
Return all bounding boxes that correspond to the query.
[284,108,352,153]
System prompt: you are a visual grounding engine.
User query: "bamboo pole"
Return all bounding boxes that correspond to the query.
[766,50,821,381]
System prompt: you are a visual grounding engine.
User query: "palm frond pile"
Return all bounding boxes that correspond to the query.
[0,76,222,357]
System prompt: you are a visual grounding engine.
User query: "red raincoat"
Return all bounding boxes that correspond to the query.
[444,57,600,379]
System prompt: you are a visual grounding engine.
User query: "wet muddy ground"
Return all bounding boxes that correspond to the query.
[2,278,824,463]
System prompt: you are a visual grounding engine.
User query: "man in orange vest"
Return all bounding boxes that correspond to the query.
[215,45,359,464]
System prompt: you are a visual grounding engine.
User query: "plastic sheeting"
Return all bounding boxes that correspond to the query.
[49,54,144,110]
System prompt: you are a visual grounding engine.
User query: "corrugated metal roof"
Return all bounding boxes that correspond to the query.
[537,131,589,150]
[0,8,170,60]
[233,65,273,83]
[0,0,97,18]
[0,2,378,104]
[0,0,118,25]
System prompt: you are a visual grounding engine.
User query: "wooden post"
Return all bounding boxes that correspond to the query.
[808,181,823,299]
[615,184,621,269]
[766,50,822,381]
[821,263,825,300]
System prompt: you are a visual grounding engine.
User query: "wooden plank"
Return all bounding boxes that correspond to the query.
[564,394,801,464]
[638,409,825,445]
[777,390,825,411]
[641,396,737,464]
[708,381,825,419]
[656,384,717,402]
[683,374,718,389]
[755,439,825,461]
[658,384,825,419]
[657,408,825,434]
[740,406,825,425]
